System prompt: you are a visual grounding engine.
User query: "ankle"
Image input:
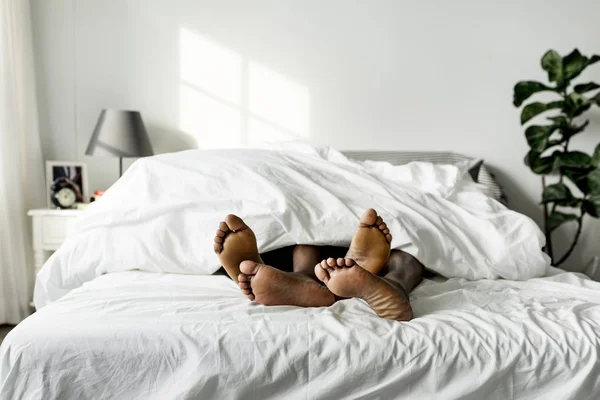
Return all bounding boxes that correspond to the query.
[322,290,336,306]
[294,270,320,282]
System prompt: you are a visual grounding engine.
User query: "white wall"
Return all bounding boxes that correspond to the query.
[30,0,600,271]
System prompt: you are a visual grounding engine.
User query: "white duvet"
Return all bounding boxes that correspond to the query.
[34,144,549,307]
[3,270,600,399]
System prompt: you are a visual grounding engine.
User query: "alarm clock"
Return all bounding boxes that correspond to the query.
[50,177,79,209]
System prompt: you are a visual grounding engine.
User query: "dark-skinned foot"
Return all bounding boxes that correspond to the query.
[214,214,263,283]
[314,257,412,321]
[345,209,392,275]
[238,261,335,307]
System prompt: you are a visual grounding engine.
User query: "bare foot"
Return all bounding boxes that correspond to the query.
[345,209,392,275]
[238,261,335,307]
[314,257,412,321]
[214,214,263,283]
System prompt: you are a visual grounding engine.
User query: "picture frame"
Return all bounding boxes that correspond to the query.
[45,161,89,208]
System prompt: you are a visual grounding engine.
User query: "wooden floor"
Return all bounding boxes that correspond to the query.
[0,325,15,344]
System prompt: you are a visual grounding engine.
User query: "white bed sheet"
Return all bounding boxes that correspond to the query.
[3,269,600,399]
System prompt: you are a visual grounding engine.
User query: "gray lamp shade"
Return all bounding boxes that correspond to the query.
[85,109,154,157]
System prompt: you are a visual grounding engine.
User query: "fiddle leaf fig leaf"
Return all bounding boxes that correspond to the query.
[524,150,538,167]
[561,120,589,140]
[541,50,563,85]
[575,104,591,118]
[556,151,592,169]
[564,92,590,118]
[563,49,589,82]
[547,115,568,125]
[541,183,574,205]
[540,50,599,89]
[574,82,600,93]
[525,125,558,152]
[524,150,554,175]
[588,169,600,195]
[546,139,564,149]
[592,92,600,107]
[547,211,579,232]
[563,167,593,194]
[592,144,600,166]
[583,195,600,217]
[521,101,564,125]
[513,81,556,107]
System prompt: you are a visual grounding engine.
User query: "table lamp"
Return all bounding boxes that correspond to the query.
[85,109,154,177]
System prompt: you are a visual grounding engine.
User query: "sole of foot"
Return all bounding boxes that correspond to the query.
[345,208,392,275]
[239,260,335,307]
[214,214,263,283]
[315,257,413,321]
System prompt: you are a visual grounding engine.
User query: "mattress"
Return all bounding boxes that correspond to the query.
[3,269,600,399]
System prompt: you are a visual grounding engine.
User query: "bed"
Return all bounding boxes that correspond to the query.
[2,144,599,399]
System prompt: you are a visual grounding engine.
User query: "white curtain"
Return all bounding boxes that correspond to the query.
[0,0,45,325]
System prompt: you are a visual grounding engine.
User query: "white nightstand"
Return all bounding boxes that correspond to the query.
[27,209,84,276]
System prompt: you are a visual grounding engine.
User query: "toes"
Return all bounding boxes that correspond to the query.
[360,208,378,226]
[224,214,247,232]
[236,270,255,299]
[375,216,383,227]
[382,228,390,235]
[215,228,226,238]
[213,242,223,254]
[314,262,330,283]
[218,221,229,234]
[238,281,251,290]
[320,259,332,272]
[379,222,387,231]
[214,222,228,253]
[322,259,335,273]
[240,260,262,275]
[385,234,392,243]
[338,258,355,267]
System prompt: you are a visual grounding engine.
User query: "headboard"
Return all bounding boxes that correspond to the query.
[342,151,507,205]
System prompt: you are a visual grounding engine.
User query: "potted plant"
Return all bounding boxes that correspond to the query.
[513,49,600,267]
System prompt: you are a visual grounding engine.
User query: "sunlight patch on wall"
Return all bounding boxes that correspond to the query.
[179,29,241,105]
[178,28,310,148]
[179,84,241,148]
[248,62,310,140]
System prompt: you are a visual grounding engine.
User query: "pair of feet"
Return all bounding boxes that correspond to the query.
[213,209,412,321]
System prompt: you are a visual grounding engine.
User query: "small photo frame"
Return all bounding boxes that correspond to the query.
[46,161,89,208]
